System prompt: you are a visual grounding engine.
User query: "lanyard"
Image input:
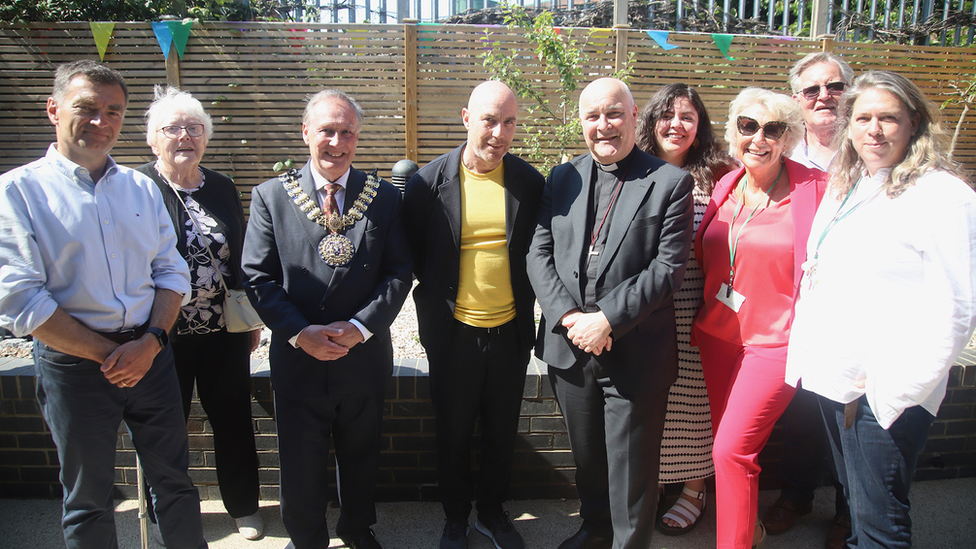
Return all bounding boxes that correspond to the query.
[589,164,631,253]
[726,163,784,293]
[811,175,884,261]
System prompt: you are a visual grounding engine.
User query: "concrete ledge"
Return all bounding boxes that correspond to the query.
[2,357,974,500]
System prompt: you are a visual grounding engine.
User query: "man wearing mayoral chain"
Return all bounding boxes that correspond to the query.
[242,89,412,549]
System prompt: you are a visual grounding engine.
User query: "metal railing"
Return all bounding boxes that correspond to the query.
[305,0,976,45]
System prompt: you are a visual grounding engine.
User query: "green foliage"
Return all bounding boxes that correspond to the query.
[0,0,312,22]
[481,3,632,174]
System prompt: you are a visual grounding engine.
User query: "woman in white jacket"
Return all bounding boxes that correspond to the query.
[786,70,976,548]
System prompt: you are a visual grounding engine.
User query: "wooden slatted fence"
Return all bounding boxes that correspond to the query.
[2,21,975,215]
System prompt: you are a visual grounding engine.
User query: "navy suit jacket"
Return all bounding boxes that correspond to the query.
[242,162,412,400]
[403,144,545,365]
[527,149,695,398]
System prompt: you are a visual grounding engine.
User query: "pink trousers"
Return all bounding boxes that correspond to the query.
[694,329,797,549]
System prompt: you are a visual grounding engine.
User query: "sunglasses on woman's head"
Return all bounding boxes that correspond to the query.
[799,82,847,101]
[736,116,788,140]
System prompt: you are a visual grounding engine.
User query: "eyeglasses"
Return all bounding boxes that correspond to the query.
[158,124,205,138]
[799,82,847,101]
[736,116,788,140]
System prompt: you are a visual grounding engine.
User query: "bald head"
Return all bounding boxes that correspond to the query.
[461,80,519,174]
[579,78,638,164]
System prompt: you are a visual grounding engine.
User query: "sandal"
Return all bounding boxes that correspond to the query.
[656,486,706,536]
[753,520,767,549]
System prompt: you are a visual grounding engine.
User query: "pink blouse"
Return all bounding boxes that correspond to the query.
[695,188,795,346]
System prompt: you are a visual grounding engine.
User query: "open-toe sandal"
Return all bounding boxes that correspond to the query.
[656,486,706,536]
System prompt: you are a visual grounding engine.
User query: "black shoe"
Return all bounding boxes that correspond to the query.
[343,529,382,549]
[440,520,470,549]
[475,512,524,549]
[557,528,612,549]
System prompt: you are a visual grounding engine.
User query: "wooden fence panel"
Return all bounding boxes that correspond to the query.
[2,21,975,209]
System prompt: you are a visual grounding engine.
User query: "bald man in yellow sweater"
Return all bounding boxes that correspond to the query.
[403,81,545,549]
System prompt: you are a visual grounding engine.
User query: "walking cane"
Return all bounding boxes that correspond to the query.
[136,454,149,549]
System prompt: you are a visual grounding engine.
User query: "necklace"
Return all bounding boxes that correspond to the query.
[279,168,380,267]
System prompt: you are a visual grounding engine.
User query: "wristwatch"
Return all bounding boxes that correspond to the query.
[145,327,169,349]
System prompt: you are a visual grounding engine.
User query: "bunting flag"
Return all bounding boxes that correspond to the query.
[90,22,115,61]
[646,30,679,51]
[151,20,193,60]
[712,33,735,60]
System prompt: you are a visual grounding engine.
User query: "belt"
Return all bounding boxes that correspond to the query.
[844,399,860,429]
[95,322,150,345]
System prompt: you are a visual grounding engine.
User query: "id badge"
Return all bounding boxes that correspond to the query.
[716,283,745,313]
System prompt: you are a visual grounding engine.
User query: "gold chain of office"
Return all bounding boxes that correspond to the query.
[279,168,380,266]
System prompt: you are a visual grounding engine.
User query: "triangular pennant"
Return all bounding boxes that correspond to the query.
[151,21,174,60]
[90,22,115,61]
[712,33,735,60]
[166,20,193,60]
[646,30,679,51]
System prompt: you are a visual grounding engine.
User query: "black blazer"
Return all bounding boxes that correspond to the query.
[242,162,412,400]
[403,144,545,365]
[135,163,247,290]
[526,149,695,398]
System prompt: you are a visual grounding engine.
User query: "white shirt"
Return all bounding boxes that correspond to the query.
[786,168,976,429]
[0,145,190,336]
[790,133,833,172]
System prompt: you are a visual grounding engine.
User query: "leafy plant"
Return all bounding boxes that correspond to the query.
[481,3,632,174]
[942,75,976,158]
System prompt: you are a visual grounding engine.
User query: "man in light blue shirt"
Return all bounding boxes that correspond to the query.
[0,60,206,548]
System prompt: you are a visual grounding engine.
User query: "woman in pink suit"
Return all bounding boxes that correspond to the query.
[692,87,827,549]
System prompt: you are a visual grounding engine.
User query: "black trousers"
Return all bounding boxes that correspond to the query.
[171,329,260,518]
[275,388,384,548]
[551,357,670,549]
[428,318,527,522]
[777,386,848,516]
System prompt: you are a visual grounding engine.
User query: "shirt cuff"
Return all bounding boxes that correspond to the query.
[349,318,372,342]
[288,326,308,348]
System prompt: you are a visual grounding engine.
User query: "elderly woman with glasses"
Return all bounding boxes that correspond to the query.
[691,88,827,549]
[786,71,976,548]
[135,86,264,541]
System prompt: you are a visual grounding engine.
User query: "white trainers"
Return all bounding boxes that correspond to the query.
[235,511,265,540]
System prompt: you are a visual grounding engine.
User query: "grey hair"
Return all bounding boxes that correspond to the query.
[725,87,805,160]
[789,52,854,93]
[144,85,214,147]
[303,89,364,128]
[52,60,128,105]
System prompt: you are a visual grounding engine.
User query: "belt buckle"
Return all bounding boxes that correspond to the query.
[117,329,137,341]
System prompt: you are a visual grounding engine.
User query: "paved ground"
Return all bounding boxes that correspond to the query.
[2,477,973,548]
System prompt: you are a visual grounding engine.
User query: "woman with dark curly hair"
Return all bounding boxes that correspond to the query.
[636,83,736,536]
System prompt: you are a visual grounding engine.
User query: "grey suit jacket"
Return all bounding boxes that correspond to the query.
[403,144,544,365]
[526,149,695,398]
[242,162,412,400]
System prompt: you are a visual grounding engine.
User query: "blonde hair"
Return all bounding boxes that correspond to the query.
[830,71,962,199]
[725,88,804,160]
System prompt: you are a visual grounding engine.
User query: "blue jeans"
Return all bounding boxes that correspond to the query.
[820,395,934,549]
[35,341,207,549]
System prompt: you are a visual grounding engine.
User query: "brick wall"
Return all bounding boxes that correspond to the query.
[2,355,974,500]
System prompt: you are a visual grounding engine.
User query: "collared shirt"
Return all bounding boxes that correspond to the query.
[0,145,190,336]
[790,133,833,172]
[309,165,351,212]
[786,168,976,429]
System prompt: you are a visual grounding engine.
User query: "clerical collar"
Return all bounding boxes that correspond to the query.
[595,147,637,177]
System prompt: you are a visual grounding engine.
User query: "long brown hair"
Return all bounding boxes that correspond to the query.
[637,83,736,193]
